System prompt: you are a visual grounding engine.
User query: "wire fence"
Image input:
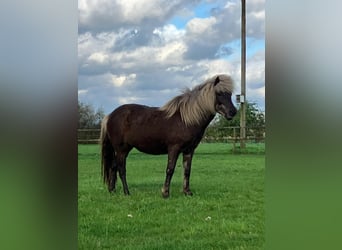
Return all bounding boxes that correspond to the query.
[78,126,265,145]
[203,126,265,143]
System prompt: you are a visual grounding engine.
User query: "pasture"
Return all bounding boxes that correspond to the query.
[78,143,265,249]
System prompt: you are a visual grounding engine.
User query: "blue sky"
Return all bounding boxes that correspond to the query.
[169,1,264,59]
[78,0,265,113]
[170,1,220,29]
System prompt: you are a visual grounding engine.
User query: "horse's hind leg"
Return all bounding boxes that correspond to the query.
[108,157,117,192]
[116,150,131,195]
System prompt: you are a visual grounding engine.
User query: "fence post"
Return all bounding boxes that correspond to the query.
[233,127,236,152]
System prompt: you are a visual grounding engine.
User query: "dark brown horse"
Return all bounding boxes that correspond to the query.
[100,74,237,198]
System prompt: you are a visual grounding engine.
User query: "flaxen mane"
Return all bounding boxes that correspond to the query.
[159,74,234,126]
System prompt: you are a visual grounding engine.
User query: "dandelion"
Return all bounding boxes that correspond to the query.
[205,216,211,221]
[127,214,133,218]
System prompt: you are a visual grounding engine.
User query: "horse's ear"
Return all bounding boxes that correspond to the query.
[214,76,220,86]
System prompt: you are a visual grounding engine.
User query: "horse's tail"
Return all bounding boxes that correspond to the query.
[100,115,114,189]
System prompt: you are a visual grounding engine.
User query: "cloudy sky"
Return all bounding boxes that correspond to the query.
[78,0,265,114]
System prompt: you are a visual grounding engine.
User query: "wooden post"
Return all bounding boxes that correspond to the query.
[240,0,246,149]
[233,127,236,152]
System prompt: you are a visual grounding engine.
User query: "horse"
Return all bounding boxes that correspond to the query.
[100,74,237,198]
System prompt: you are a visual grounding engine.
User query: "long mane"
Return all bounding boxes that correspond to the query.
[159,74,234,126]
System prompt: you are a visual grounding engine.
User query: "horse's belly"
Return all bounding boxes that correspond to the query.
[128,130,169,155]
[134,144,168,155]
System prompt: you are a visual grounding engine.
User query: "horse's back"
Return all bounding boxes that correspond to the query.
[109,104,161,125]
[107,104,154,130]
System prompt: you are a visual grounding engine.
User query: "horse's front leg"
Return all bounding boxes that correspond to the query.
[183,151,194,196]
[162,149,180,198]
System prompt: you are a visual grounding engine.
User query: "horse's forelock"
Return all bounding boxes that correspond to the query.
[213,74,235,93]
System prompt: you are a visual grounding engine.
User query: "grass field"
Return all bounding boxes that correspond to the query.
[78,143,265,249]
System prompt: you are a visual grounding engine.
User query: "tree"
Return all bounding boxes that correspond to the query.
[205,102,265,141]
[78,101,105,129]
[214,102,265,128]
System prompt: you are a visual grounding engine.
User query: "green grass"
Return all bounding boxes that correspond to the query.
[78,143,265,249]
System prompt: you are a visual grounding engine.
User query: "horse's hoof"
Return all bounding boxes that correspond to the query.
[108,182,116,193]
[162,192,170,198]
[161,187,169,198]
[184,190,193,196]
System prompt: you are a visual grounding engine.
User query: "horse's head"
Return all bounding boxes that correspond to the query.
[214,76,237,120]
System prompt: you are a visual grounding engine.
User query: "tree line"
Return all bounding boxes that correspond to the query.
[212,102,265,128]
[206,102,265,140]
[78,101,105,129]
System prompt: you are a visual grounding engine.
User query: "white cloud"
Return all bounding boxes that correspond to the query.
[118,96,142,105]
[78,0,194,33]
[88,52,109,64]
[156,41,187,63]
[78,89,88,95]
[250,10,265,20]
[186,16,217,35]
[247,66,264,89]
[78,0,265,113]
[116,0,165,23]
[257,86,265,98]
[166,64,193,73]
[78,31,116,65]
[224,1,237,9]
[106,40,187,70]
[111,73,136,87]
[153,24,185,43]
[196,59,236,83]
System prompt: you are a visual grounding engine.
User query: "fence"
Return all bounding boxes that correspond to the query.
[78,126,265,145]
[203,126,265,143]
[78,129,101,144]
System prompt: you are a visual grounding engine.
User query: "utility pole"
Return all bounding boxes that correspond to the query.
[240,0,246,149]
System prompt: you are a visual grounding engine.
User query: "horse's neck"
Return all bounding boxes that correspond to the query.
[198,114,215,130]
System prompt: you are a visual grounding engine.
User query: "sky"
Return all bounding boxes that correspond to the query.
[78,0,265,114]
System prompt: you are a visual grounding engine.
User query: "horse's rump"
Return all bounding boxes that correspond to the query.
[107,104,172,154]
